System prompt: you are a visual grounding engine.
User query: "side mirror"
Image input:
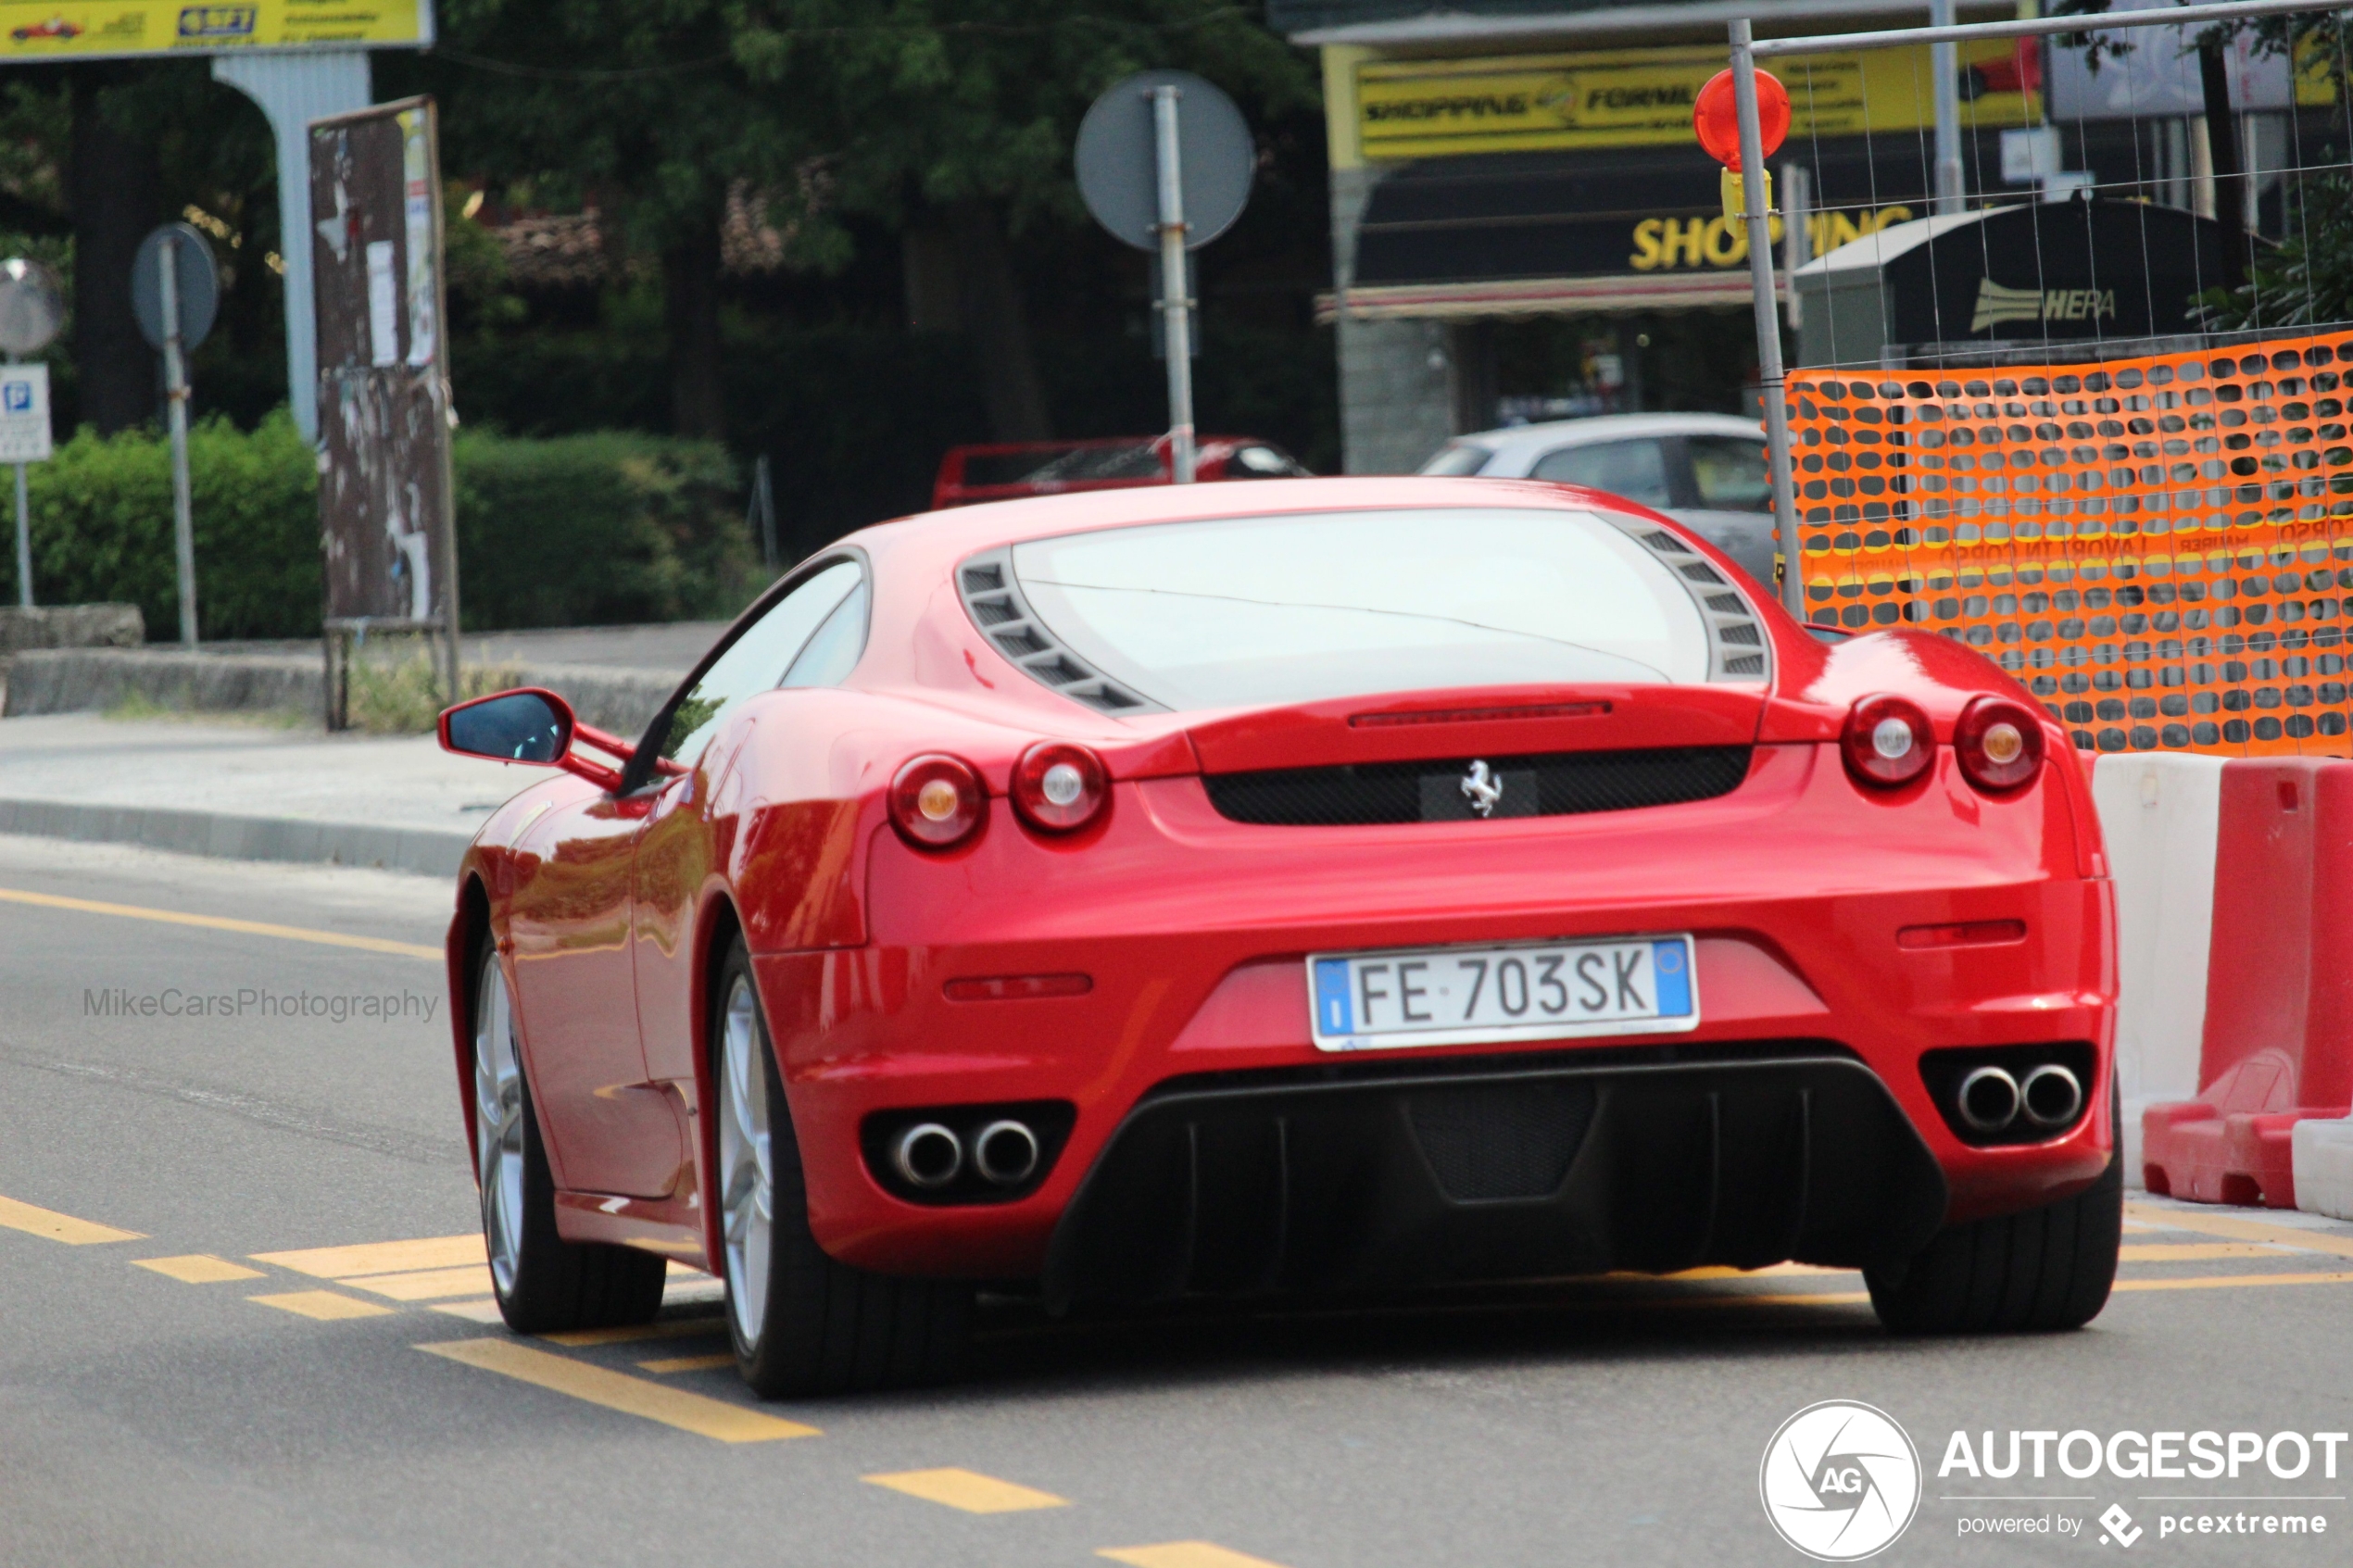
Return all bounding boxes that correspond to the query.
[439,687,629,790]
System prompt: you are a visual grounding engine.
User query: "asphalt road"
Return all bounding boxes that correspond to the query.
[3,834,2351,1568]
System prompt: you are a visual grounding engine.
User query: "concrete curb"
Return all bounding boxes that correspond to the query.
[1,647,677,735]
[0,797,473,878]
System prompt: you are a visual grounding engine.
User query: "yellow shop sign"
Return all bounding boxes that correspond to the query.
[1357,43,2038,160]
[1628,206,1914,271]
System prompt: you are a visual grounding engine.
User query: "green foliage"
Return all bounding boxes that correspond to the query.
[346,644,523,734]
[0,415,761,639]
[14,409,319,640]
[451,427,761,628]
[2195,173,2353,333]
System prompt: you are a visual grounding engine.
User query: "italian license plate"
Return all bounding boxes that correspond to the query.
[1307,935,1697,1052]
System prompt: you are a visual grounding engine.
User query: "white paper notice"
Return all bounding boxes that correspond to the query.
[366,241,398,367]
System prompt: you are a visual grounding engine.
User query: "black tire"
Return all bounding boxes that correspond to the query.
[470,930,667,1336]
[1865,1096,2122,1335]
[712,936,972,1399]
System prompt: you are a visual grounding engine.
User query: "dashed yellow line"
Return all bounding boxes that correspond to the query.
[417,1338,817,1443]
[252,1235,484,1278]
[541,1317,726,1348]
[2125,1202,2353,1261]
[0,885,441,961]
[2113,1271,2353,1293]
[134,1253,262,1283]
[342,1264,495,1301]
[1101,1545,1295,1568]
[866,1468,1070,1513]
[250,1289,395,1321]
[2120,1243,2304,1262]
[0,1194,143,1245]
[638,1352,735,1374]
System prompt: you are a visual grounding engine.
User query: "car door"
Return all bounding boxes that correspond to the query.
[503,786,679,1197]
[630,559,866,1094]
[1674,433,1779,591]
[1528,437,1676,511]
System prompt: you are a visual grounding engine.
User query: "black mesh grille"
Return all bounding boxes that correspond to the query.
[1202,746,1753,826]
[1407,1082,1596,1201]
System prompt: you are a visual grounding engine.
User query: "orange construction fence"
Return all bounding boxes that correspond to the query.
[1786,332,2353,758]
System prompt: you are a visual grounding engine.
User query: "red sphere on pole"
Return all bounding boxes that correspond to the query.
[1692,67,1791,171]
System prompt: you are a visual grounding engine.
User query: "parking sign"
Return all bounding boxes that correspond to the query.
[0,362,50,463]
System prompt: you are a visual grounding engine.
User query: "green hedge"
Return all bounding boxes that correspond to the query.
[0,413,761,638]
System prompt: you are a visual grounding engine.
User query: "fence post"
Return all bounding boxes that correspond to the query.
[1729,19,1804,621]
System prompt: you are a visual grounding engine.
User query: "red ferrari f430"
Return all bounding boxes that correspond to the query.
[437,476,2120,1397]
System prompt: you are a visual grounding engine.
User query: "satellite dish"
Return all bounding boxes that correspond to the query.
[1075,70,1255,253]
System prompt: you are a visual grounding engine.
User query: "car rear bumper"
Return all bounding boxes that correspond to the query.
[1041,1047,1947,1309]
[755,744,2114,1283]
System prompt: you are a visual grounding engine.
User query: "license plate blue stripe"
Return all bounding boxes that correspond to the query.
[1651,939,1692,1017]
[1314,959,1354,1036]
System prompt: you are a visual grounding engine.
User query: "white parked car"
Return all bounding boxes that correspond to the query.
[1421,413,1776,590]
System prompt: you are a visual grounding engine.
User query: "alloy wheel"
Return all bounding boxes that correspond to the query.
[719,975,774,1348]
[473,952,527,1297]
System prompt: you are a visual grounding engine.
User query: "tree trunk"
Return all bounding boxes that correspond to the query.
[948,202,1051,443]
[2200,43,2248,293]
[69,69,161,434]
[663,211,724,441]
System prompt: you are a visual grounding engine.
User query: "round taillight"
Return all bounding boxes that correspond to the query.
[1955,696,2046,792]
[888,754,985,848]
[1842,694,1935,788]
[1011,742,1109,833]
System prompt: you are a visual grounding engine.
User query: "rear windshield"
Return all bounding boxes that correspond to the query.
[1006,508,1712,711]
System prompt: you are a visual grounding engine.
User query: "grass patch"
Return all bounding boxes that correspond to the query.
[102,688,311,728]
[345,645,523,734]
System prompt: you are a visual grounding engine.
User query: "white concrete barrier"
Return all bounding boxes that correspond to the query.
[2291,1119,2353,1221]
[2089,753,2226,1186]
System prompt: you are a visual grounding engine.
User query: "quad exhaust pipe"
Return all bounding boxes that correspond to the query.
[1956,1062,2083,1135]
[887,1117,1043,1191]
[972,1120,1041,1186]
[890,1123,963,1188]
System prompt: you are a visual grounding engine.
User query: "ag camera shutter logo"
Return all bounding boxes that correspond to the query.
[1760,1400,1923,1561]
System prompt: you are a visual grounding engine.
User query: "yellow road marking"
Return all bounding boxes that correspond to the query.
[1101,1545,1294,1568]
[252,1235,484,1279]
[865,1468,1070,1514]
[541,1316,726,1348]
[0,1194,143,1245]
[431,1298,508,1323]
[343,1263,495,1301]
[2120,1242,2302,1262]
[250,1289,396,1321]
[417,1338,817,1442]
[1656,1289,1870,1308]
[638,1352,735,1374]
[0,886,441,960]
[2124,1202,2353,1260]
[1656,1262,1853,1281]
[134,1253,262,1283]
[2113,1271,2353,1293]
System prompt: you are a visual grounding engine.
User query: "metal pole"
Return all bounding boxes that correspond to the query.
[7,348,26,610]
[160,234,198,647]
[1730,20,1804,623]
[1151,84,1197,484]
[12,463,28,609]
[1931,0,1965,215]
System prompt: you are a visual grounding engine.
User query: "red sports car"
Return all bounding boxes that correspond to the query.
[437,475,2120,1398]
